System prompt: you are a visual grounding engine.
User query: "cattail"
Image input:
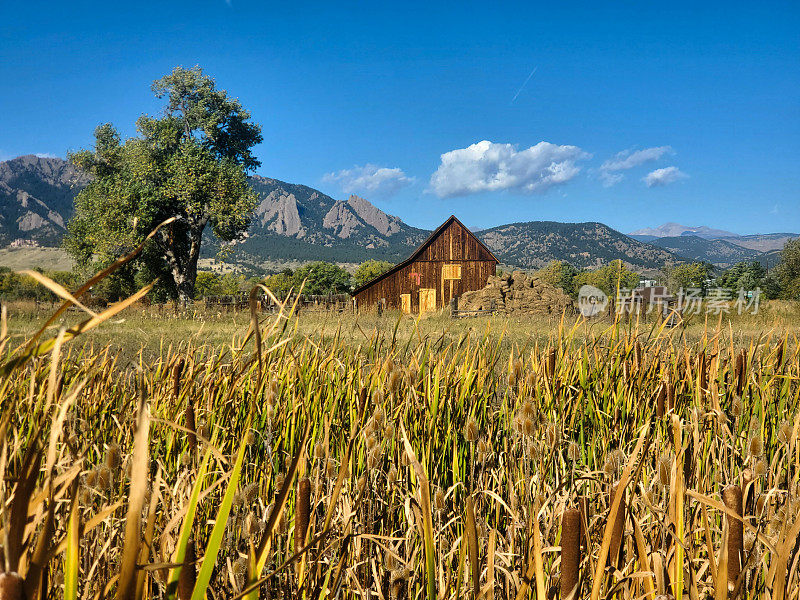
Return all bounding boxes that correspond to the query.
[373,406,386,427]
[313,440,326,460]
[698,351,707,399]
[546,422,559,446]
[723,485,744,593]
[177,539,196,599]
[104,443,121,471]
[748,432,764,458]
[666,381,676,412]
[775,339,785,370]
[608,483,626,568]
[753,459,767,478]
[295,477,311,554]
[778,419,793,445]
[185,397,196,452]
[274,473,285,492]
[388,370,402,395]
[97,464,112,491]
[464,417,479,443]
[0,572,24,600]
[172,358,185,399]
[434,487,446,513]
[735,350,746,396]
[372,389,385,408]
[384,422,396,440]
[367,446,381,470]
[561,508,581,600]
[546,347,557,379]
[325,459,338,480]
[85,467,98,488]
[658,454,671,488]
[656,383,666,418]
[731,396,743,418]
[567,441,580,462]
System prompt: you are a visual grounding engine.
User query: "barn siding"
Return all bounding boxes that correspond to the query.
[353,217,497,312]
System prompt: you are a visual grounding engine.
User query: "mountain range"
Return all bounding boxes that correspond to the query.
[0,155,794,273]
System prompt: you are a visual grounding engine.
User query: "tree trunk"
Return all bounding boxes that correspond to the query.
[161,220,205,307]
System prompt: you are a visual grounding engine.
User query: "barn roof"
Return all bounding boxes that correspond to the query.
[351,215,499,296]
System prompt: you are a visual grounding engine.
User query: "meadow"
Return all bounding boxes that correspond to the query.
[1,287,799,600]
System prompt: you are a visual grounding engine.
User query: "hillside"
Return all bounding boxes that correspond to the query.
[478,221,682,272]
[630,222,739,239]
[0,155,89,246]
[646,235,761,267]
[210,176,430,266]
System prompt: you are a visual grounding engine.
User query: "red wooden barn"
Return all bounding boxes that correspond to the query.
[352,215,499,313]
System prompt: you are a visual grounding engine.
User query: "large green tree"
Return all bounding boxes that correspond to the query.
[353,260,394,288]
[776,238,800,300]
[66,66,262,304]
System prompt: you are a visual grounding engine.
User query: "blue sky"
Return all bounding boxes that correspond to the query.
[1,0,798,234]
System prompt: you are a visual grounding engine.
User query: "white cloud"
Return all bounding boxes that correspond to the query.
[428,140,589,198]
[599,171,624,188]
[597,146,673,186]
[601,146,673,171]
[643,166,688,187]
[34,153,59,159]
[323,164,414,198]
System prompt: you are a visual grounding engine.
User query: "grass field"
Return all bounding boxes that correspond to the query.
[1,291,799,599]
[0,246,75,271]
[3,298,799,363]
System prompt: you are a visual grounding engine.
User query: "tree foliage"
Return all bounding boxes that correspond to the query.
[263,263,353,299]
[353,260,394,288]
[777,238,800,300]
[663,262,715,293]
[716,261,781,299]
[573,260,640,297]
[66,66,262,303]
[534,260,579,296]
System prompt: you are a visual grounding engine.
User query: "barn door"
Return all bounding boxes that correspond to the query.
[420,288,436,313]
[400,293,411,314]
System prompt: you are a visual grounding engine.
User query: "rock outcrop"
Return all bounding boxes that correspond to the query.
[458,270,573,315]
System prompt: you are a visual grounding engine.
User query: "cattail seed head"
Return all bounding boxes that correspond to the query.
[778,419,793,445]
[313,440,326,460]
[546,422,559,446]
[326,459,338,480]
[387,465,398,485]
[104,443,121,471]
[722,485,744,590]
[561,509,581,599]
[748,433,764,458]
[373,406,386,427]
[372,389,385,407]
[384,422,396,440]
[367,447,381,470]
[388,370,402,395]
[295,477,311,554]
[97,464,112,491]
[522,417,535,438]
[434,487,446,512]
[658,454,671,488]
[274,473,285,491]
[177,539,196,600]
[85,468,98,488]
[567,441,580,462]
[754,459,767,478]
[464,417,479,443]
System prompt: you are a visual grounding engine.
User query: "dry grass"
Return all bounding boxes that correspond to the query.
[1,279,799,599]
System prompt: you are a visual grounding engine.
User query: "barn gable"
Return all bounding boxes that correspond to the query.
[352,215,498,312]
